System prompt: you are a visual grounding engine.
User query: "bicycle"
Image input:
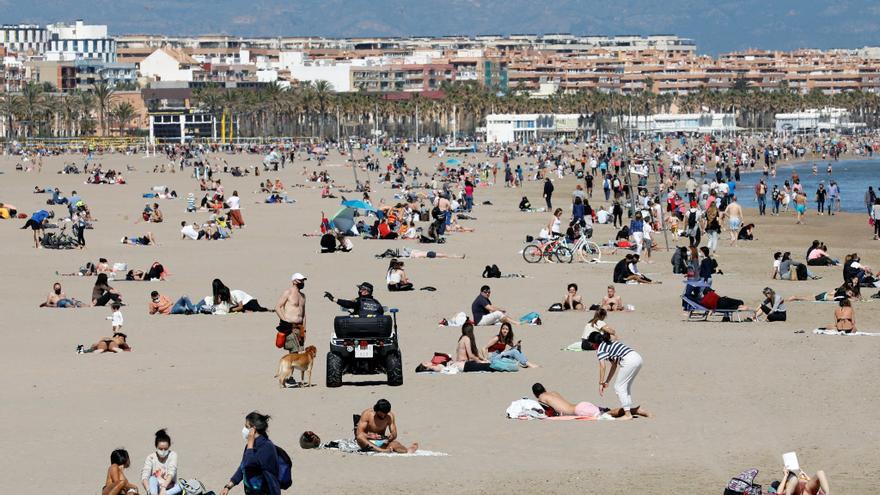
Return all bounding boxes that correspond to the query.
[522,236,573,263]
[571,234,602,262]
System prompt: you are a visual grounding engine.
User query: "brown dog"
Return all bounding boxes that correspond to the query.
[275,346,317,388]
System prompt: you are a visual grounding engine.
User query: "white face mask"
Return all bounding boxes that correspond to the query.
[241,427,250,441]
[156,449,169,458]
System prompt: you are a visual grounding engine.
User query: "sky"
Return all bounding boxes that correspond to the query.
[6,0,880,54]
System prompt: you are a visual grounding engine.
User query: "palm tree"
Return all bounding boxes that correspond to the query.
[112,102,137,136]
[312,80,334,138]
[20,82,45,138]
[77,91,96,136]
[91,81,116,136]
[0,93,20,139]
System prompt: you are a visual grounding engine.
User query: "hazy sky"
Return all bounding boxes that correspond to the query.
[7,0,880,54]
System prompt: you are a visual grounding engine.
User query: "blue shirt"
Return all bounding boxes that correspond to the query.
[32,210,49,223]
[230,435,280,495]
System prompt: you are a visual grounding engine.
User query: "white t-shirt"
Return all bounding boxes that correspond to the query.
[230,290,253,306]
[386,270,401,284]
[583,319,606,339]
[227,195,240,210]
[181,225,199,240]
[109,311,123,327]
[596,210,609,224]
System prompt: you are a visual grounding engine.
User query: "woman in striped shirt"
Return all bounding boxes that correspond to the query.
[585,331,649,420]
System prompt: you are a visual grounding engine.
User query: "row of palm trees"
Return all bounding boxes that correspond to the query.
[192,80,880,140]
[4,79,880,141]
[0,81,138,140]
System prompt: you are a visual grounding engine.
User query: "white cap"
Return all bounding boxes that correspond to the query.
[291,273,307,281]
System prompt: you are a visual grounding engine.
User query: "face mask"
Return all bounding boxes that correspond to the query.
[156,449,169,457]
[241,427,250,441]
[298,281,306,289]
[54,289,61,295]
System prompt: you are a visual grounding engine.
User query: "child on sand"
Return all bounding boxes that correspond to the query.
[107,303,124,333]
[102,449,138,495]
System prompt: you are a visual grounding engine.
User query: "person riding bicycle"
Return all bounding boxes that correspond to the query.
[325,282,384,317]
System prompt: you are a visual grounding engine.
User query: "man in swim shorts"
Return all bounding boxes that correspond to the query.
[723,196,743,245]
[275,273,306,352]
[355,399,418,453]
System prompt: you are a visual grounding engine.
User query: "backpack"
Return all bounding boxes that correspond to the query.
[687,210,698,229]
[276,445,293,490]
[482,264,501,278]
[723,468,762,495]
[796,263,808,281]
[178,479,208,494]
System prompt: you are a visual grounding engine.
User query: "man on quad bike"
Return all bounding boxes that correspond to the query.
[325,282,383,317]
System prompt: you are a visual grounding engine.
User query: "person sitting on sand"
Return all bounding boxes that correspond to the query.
[737,223,755,241]
[386,259,414,291]
[531,382,650,419]
[843,253,876,287]
[355,399,418,454]
[807,243,837,266]
[600,285,624,311]
[472,285,518,326]
[833,298,856,333]
[583,309,618,349]
[419,322,488,372]
[102,449,139,495]
[778,467,830,495]
[79,332,131,354]
[562,283,584,310]
[756,287,787,322]
[626,254,657,284]
[92,273,123,307]
[122,232,157,246]
[140,429,180,495]
[483,322,538,368]
[40,282,83,308]
[149,203,164,223]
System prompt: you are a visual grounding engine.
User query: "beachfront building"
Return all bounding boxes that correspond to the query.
[620,112,738,134]
[74,60,137,89]
[148,110,216,144]
[45,20,116,63]
[139,47,201,82]
[0,24,49,55]
[485,113,591,143]
[351,63,455,93]
[774,108,866,133]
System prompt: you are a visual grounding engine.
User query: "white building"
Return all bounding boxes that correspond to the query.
[621,112,738,134]
[45,20,116,63]
[276,51,361,92]
[775,107,865,133]
[486,113,590,143]
[139,47,200,82]
[0,24,49,54]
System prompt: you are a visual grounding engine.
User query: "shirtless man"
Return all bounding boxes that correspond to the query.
[275,273,307,352]
[562,283,585,310]
[40,282,78,308]
[532,383,651,419]
[600,285,623,311]
[355,399,418,454]
[723,196,743,245]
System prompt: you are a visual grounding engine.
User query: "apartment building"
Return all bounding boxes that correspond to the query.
[351,63,455,92]
[45,20,116,63]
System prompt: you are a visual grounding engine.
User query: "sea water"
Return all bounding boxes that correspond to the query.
[720,158,880,214]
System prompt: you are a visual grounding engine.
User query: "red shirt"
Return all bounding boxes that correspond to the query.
[700,291,719,310]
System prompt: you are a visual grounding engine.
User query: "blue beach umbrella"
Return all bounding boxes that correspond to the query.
[445,158,462,166]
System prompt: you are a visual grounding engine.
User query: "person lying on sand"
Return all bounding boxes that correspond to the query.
[778,467,830,495]
[78,332,131,354]
[531,382,650,419]
[121,232,157,246]
[355,399,418,454]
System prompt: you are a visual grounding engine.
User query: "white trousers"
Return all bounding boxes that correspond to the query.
[614,351,643,411]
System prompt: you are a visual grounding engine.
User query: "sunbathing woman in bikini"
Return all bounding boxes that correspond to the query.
[102,449,138,495]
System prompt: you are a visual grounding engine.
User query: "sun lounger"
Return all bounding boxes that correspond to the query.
[681,296,755,322]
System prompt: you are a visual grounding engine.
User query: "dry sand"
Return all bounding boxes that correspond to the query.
[1,148,878,494]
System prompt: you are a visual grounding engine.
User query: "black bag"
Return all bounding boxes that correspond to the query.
[482,264,502,278]
[796,263,808,281]
[723,468,762,495]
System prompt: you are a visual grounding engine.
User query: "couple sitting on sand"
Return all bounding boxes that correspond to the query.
[417,321,538,372]
[560,284,626,312]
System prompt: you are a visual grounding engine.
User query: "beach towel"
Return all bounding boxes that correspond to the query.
[319,439,447,456]
[812,328,880,336]
[562,342,586,352]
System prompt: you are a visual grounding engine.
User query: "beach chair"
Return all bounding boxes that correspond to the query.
[681,296,754,323]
